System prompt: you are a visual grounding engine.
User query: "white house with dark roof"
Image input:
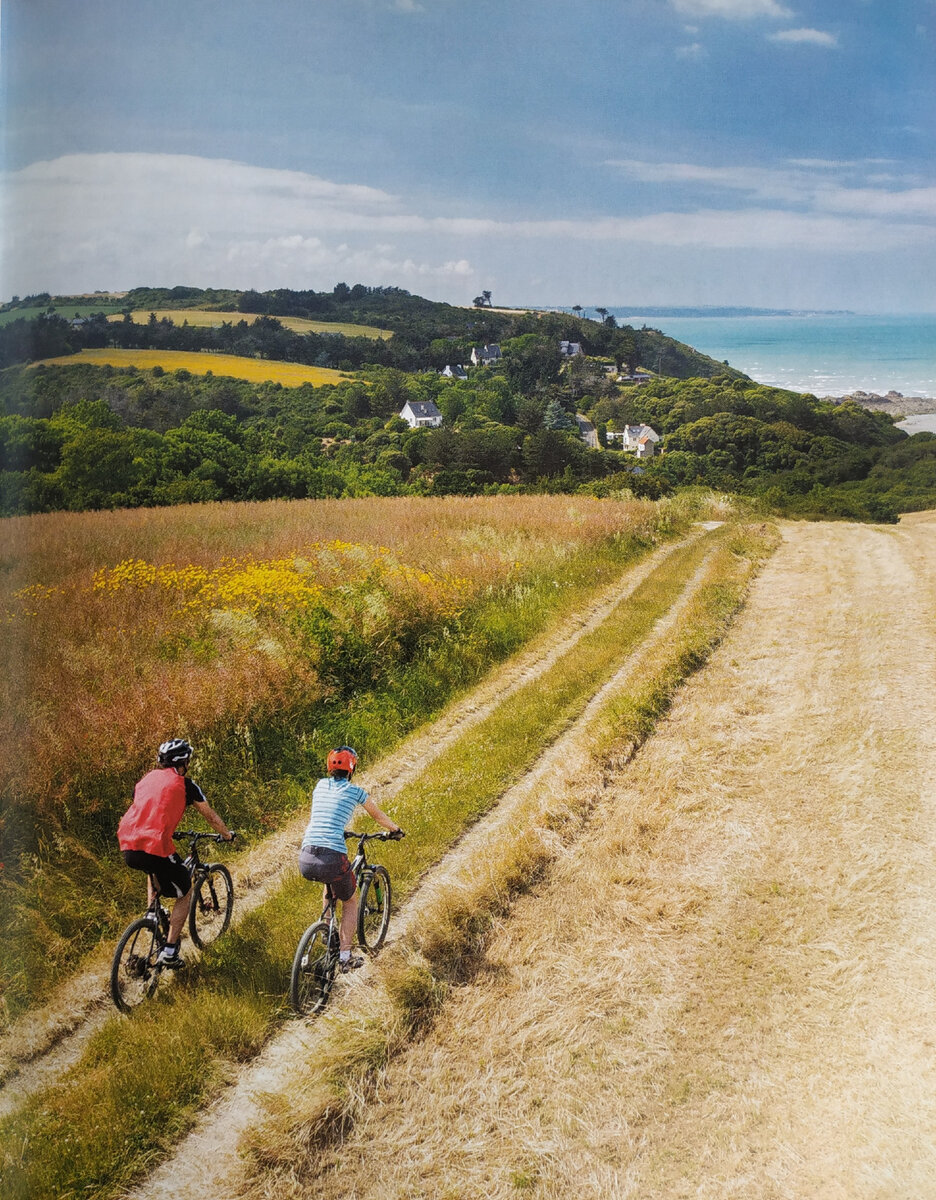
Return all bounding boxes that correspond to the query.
[559,340,584,357]
[441,364,468,380]
[606,423,660,458]
[399,399,443,429]
[470,343,501,366]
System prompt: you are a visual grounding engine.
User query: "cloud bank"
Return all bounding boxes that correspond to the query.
[2,153,934,301]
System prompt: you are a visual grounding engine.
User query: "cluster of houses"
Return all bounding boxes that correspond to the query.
[398,400,661,460]
[397,340,661,457]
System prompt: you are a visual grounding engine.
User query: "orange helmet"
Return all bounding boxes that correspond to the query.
[327,745,358,776]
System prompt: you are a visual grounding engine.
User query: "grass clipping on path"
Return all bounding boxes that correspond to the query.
[238,522,778,1193]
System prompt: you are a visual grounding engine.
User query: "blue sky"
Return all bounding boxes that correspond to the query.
[2,0,934,310]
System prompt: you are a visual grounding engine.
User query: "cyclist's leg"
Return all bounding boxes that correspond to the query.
[339,889,359,951]
[328,865,358,951]
[147,854,193,945]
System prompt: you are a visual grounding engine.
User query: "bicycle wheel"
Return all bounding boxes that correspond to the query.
[110,917,164,1013]
[357,866,391,952]
[188,863,234,948]
[290,921,336,1015]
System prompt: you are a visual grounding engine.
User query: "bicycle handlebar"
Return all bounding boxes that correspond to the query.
[344,829,405,841]
[177,830,237,843]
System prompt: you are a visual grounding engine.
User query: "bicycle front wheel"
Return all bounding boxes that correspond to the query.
[290,921,336,1015]
[188,864,234,948]
[110,917,163,1013]
[358,866,391,952]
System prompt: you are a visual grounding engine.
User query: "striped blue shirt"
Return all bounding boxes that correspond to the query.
[301,777,369,855]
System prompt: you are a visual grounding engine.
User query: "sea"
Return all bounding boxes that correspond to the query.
[603,311,936,402]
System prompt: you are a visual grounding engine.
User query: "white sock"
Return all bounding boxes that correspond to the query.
[340,950,350,962]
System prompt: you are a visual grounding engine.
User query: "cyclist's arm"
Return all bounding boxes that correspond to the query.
[191,798,234,841]
[362,796,401,833]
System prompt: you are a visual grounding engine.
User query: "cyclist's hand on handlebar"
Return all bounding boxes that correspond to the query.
[221,830,237,843]
[387,828,405,840]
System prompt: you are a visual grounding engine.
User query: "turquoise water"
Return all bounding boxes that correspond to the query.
[606,312,936,400]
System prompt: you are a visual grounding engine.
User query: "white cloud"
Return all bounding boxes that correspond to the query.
[670,0,791,19]
[606,157,936,218]
[768,27,839,46]
[676,42,707,58]
[2,152,933,299]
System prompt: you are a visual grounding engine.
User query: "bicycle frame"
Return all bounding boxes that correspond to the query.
[316,830,382,918]
[112,830,235,1013]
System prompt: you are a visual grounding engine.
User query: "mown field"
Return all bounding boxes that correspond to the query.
[1,491,717,1020]
[105,310,393,339]
[30,348,352,386]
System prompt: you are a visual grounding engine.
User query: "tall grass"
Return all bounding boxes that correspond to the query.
[0,523,744,1200]
[2,493,700,1018]
[238,523,780,1193]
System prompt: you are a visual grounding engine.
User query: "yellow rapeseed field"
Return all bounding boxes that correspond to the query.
[31,348,352,386]
[105,310,393,339]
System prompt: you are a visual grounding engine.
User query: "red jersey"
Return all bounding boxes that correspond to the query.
[117,768,189,856]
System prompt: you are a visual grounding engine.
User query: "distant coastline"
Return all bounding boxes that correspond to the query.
[827,392,936,418]
[549,305,856,319]
[586,311,936,401]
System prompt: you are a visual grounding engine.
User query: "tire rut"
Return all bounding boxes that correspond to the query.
[121,531,727,1200]
[0,527,712,1118]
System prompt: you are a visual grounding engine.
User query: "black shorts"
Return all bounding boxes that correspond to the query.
[122,849,192,899]
[298,845,356,901]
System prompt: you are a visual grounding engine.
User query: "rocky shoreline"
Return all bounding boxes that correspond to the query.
[823,390,936,417]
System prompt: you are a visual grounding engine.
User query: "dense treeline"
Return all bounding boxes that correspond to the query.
[0,360,641,513]
[587,378,936,522]
[3,356,934,520]
[1,283,934,522]
[0,283,737,380]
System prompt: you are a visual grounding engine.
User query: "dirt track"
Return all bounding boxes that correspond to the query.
[0,531,702,1116]
[286,513,936,1199]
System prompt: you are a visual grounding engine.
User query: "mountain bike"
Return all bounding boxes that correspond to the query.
[110,830,236,1013]
[290,829,400,1015]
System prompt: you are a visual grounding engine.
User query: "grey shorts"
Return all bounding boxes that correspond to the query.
[298,845,356,901]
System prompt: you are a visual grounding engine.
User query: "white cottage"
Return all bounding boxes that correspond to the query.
[400,399,444,429]
[606,423,660,457]
[470,343,501,367]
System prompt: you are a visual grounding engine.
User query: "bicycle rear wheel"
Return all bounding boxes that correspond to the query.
[357,865,391,952]
[110,917,164,1013]
[188,863,234,948]
[290,921,336,1015]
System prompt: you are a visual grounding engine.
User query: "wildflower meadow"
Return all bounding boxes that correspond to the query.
[1,491,710,1016]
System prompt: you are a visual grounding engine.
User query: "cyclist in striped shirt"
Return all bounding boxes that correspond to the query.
[299,746,403,972]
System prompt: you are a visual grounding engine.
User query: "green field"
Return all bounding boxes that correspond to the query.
[0,304,124,327]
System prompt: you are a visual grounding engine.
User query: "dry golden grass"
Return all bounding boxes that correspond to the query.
[105,310,393,339]
[1,494,662,828]
[30,348,351,385]
[204,528,770,1200]
[242,513,936,1199]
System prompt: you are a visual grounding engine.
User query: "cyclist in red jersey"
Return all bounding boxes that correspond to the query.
[118,739,233,967]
